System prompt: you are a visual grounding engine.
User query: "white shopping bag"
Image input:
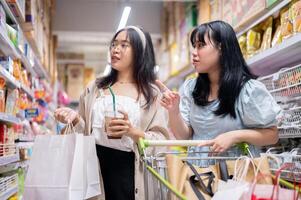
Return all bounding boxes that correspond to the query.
[83,136,101,199]
[23,133,101,200]
[212,180,250,200]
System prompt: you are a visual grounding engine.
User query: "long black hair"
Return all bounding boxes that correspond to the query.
[190,20,257,118]
[96,27,157,109]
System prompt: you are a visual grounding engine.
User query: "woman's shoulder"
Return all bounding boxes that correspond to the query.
[241,79,269,96]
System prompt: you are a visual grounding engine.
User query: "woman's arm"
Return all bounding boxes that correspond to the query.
[168,111,193,140]
[199,127,279,153]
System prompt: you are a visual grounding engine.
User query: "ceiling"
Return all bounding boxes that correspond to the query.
[52,0,165,74]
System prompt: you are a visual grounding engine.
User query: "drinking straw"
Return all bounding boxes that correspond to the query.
[108,85,116,117]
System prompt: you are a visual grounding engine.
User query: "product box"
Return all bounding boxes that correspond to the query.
[0,56,14,74]
[210,0,223,21]
[223,0,266,29]
[266,0,281,8]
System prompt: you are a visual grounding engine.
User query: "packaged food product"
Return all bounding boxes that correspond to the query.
[246,29,261,57]
[272,25,282,47]
[280,7,293,39]
[290,0,301,33]
[0,90,5,113]
[13,60,21,80]
[260,17,273,52]
[0,76,6,89]
[5,89,18,115]
[238,34,247,58]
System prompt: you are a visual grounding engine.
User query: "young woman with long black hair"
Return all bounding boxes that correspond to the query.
[55,26,169,200]
[156,20,281,166]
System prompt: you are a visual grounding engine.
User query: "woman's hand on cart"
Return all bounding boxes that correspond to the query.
[155,80,180,114]
[198,132,238,153]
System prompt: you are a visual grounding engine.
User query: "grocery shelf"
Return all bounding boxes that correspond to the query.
[0,0,18,25]
[0,154,19,167]
[0,185,17,200]
[1,0,48,80]
[0,112,21,124]
[5,0,25,23]
[33,57,49,80]
[247,33,301,76]
[18,49,36,77]
[0,66,20,89]
[0,65,35,99]
[0,28,20,59]
[236,0,291,37]
[278,127,301,138]
[164,66,194,88]
[20,84,34,100]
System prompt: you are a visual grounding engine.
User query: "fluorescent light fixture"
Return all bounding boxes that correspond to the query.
[103,64,111,76]
[103,6,131,76]
[117,6,131,31]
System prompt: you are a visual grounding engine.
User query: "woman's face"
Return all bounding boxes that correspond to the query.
[191,35,221,74]
[110,30,133,72]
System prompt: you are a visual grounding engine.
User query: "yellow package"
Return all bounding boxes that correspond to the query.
[271,25,282,47]
[247,29,261,57]
[281,7,293,39]
[290,0,301,33]
[259,17,273,52]
[238,34,247,58]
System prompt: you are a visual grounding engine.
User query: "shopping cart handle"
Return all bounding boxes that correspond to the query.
[138,139,204,156]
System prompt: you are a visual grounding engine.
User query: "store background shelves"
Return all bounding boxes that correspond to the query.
[0,185,17,200]
[0,28,20,59]
[235,0,291,37]
[248,33,301,76]
[0,66,20,89]
[0,153,19,167]
[0,112,20,124]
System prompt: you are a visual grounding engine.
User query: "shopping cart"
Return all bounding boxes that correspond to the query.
[137,139,252,200]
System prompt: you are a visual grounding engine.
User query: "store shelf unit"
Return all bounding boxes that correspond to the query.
[0,144,19,166]
[278,107,301,138]
[0,65,35,100]
[0,0,48,80]
[164,66,194,88]
[0,28,20,59]
[0,174,18,200]
[0,112,20,125]
[235,0,291,37]
[248,33,301,76]
[0,65,20,89]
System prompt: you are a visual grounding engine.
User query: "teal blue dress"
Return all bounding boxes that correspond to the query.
[179,78,281,166]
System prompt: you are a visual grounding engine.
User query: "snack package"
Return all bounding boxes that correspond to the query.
[260,17,273,51]
[238,34,247,58]
[280,6,293,39]
[13,60,22,80]
[247,28,261,57]
[5,89,18,115]
[272,25,282,47]
[290,0,301,33]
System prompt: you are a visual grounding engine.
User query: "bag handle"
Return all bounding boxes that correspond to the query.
[186,162,215,197]
[219,160,230,181]
[64,123,76,135]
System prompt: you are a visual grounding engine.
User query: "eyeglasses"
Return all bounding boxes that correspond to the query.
[110,41,131,51]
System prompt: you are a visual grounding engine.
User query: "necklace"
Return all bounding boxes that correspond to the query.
[117,81,135,84]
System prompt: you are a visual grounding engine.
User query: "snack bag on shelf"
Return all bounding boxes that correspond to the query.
[280,6,293,39]
[260,17,273,52]
[0,77,6,113]
[246,28,261,58]
[238,34,247,59]
[5,89,18,115]
[272,25,282,47]
[13,60,22,81]
[290,0,301,33]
